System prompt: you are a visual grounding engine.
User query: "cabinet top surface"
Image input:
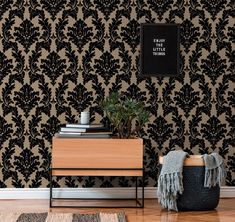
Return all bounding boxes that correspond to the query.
[53,136,143,141]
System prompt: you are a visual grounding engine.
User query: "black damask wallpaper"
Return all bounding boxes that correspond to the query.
[0,0,234,188]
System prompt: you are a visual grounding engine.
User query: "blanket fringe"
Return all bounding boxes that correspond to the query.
[157,172,183,211]
[204,163,226,188]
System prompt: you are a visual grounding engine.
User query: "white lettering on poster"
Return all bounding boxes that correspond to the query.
[153,39,166,56]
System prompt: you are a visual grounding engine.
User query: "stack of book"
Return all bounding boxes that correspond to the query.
[57,123,112,138]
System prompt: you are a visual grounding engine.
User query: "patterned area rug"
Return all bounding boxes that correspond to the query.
[0,212,126,222]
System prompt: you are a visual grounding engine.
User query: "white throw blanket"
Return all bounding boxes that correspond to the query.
[157,150,188,211]
[203,153,226,188]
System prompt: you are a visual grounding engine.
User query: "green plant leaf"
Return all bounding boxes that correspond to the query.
[101,92,150,138]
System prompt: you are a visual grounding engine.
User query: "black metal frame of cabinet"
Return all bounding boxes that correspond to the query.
[49,168,144,208]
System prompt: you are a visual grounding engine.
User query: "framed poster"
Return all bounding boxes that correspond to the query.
[140,23,180,77]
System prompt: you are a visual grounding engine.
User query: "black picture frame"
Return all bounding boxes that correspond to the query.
[140,23,180,77]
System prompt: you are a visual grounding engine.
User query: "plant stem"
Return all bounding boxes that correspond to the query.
[127,117,134,138]
[118,123,123,139]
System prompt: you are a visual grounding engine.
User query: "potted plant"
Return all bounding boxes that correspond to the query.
[102,92,150,139]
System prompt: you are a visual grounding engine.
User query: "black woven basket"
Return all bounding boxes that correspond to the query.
[177,166,220,211]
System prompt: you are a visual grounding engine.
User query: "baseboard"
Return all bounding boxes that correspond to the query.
[0,187,234,199]
[220,186,235,198]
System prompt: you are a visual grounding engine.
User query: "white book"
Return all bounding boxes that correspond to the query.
[57,132,111,138]
[60,127,106,132]
[60,127,87,132]
[59,131,112,135]
[66,123,104,128]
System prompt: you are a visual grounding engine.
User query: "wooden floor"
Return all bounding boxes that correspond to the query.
[0,198,234,222]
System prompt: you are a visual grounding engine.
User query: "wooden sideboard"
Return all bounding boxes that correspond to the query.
[50,137,144,208]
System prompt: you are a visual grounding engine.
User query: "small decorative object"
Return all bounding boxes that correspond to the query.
[102,92,150,138]
[140,23,180,77]
[80,111,90,124]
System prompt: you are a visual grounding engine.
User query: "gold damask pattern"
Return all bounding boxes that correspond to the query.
[0,0,234,187]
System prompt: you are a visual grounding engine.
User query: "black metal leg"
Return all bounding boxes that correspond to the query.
[135,177,138,205]
[49,168,52,208]
[142,169,145,208]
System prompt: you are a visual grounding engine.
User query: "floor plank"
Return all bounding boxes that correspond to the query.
[0,198,234,222]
